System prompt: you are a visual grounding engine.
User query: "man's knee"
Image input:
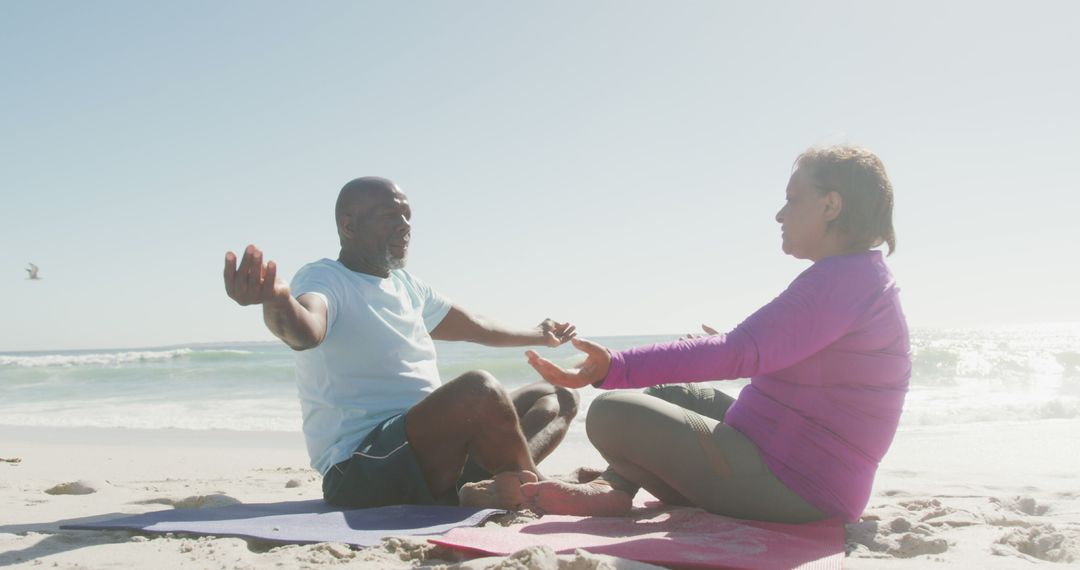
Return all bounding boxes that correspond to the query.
[452,370,505,398]
[554,386,580,420]
[451,370,517,420]
[525,386,579,425]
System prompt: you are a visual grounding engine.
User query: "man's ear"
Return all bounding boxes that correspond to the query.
[823,191,843,222]
[337,213,354,240]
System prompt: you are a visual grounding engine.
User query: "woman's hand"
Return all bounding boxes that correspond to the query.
[525,338,611,389]
[680,323,720,340]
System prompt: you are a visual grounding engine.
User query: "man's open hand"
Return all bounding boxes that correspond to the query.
[224,245,291,307]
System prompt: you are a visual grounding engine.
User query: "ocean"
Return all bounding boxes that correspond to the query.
[2,325,1078,437]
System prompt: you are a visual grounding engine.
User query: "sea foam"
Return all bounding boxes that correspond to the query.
[1,327,1077,432]
[0,349,194,368]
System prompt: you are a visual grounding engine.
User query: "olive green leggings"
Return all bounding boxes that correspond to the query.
[589,384,826,523]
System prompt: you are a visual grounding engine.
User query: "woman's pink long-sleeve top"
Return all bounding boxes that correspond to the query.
[599,250,911,522]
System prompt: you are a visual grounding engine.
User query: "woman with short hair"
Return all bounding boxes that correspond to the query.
[522,146,910,524]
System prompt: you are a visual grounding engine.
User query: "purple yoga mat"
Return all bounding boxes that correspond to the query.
[432,507,844,570]
[62,500,504,547]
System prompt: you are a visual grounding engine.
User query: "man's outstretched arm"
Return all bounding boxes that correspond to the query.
[224,245,327,351]
[430,306,576,348]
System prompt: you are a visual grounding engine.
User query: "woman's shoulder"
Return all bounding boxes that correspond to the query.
[815,250,890,277]
[799,250,896,297]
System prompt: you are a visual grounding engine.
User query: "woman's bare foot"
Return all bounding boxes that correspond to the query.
[519,479,633,516]
[552,466,605,484]
[458,470,539,509]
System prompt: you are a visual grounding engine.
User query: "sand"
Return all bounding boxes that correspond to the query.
[2,420,1078,568]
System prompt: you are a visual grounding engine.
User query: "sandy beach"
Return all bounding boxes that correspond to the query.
[2,417,1077,569]
[5,0,1079,566]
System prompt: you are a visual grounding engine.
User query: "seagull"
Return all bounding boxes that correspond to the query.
[26,263,41,280]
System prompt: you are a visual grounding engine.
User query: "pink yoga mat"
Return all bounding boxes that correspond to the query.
[432,507,843,570]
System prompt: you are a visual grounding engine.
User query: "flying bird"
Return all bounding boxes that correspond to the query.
[26,263,41,280]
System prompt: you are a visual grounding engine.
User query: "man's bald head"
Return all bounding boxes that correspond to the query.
[335,176,401,224]
[334,177,412,276]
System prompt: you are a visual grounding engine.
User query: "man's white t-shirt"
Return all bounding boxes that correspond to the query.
[290,259,452,475]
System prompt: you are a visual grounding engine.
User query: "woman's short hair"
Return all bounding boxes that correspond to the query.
[795,145,896,255]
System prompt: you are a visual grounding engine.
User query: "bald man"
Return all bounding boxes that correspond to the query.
[224,177,578,509]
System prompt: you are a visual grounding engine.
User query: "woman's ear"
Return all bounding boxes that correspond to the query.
[823,191,843,222]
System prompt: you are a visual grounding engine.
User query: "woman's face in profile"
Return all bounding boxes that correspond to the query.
[775,170,831,260]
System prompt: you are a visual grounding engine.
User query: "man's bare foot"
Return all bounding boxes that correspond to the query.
[519,479,633,516]
[458,470,539,510]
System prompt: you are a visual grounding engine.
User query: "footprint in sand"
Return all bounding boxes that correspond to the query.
[848,498,954,558]
[44,480,101,495]
[845,520,889,554]
[305,542,355,562]
[984,496,1077,563]
[894,497,985,528]
[1007,496,1050,516]
[848,519,949,558]
[890,533,949,558]
[499,545,560,569]
[173,494,242,509]
[984,495,1052,527]
[133,493,241,509]
[995,524,1078,563]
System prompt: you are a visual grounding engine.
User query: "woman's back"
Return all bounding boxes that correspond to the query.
[727,250,910,520]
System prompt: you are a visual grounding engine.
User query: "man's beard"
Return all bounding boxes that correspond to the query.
[384,248,407,271]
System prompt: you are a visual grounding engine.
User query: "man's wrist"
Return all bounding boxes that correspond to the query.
[532,321,550,344]
[264,294,295,314]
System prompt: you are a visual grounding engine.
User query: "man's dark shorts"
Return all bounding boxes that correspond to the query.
[321,413,489,507]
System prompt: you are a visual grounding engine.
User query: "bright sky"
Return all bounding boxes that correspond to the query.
[2,2,1077,352]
